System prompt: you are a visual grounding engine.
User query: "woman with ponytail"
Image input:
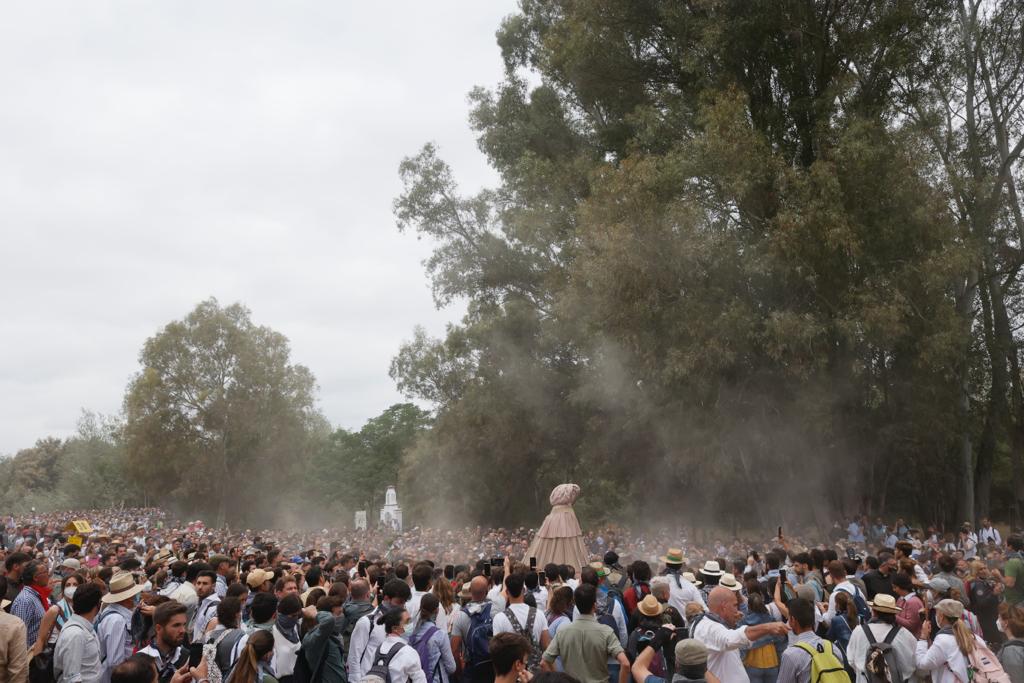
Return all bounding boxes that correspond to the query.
[226,629,278,683]
[915,598,1009,682]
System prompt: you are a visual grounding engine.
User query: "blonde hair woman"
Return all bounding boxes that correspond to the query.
[915,599,1006,682]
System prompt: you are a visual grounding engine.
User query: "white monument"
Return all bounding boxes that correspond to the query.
[379,485,402,531]
[354,511,367,531]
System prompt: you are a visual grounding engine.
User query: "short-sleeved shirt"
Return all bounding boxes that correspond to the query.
[542,614,623,683]
[492,604,548,647]
[1004,554,1024,606]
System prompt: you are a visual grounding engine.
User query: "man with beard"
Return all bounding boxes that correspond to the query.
[137,602,189,683]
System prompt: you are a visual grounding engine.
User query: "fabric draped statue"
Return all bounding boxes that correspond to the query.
[526,484,588,573]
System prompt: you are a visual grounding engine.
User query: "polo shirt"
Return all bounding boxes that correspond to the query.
[542,614,623,683]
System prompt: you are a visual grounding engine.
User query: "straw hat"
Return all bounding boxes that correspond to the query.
[660,548,686,565]
[700,560,724,577]
[459,582,472,601]
[102,572,145,604]
[718,574,742,592]
[589,562,609,578]
[682,571,702,587]
[246,568,274,589]
[637,594,665,618]
[867,594,900,614]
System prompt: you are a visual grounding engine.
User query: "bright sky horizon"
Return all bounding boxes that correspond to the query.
[0,0,518,454]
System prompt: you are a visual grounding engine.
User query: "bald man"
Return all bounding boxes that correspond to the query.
[690,586,789,682]
[451,576,495,683]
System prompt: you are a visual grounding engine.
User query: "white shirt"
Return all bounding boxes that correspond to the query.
[407,590,428,633]
[349,609,389,683]
[378,635,427,683]
[845,622,917,682]
[664,572,707,619]
[191,594,220,643]
[690,616,752,683]
[915,632,978,683]
[272,624,301,677]
[492,603,549,647]
[979,526,1001,546]
[823,580,859,625]
[170,581,199,622]
[487,585,506,612]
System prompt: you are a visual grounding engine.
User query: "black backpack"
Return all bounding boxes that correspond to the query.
[861,624,903,683]
[364,642,407,683]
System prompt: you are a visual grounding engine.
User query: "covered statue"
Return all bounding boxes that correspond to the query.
[526,483,588,573]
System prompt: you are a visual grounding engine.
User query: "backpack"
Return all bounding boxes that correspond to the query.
[794,639,851,683]
[202,629,243,683]
[463,603,494,671]
[967,638,1012,683]
[503,607,541,672]
[836,586,871,623]
[627,628,666,678]
[596,598,618,633]
[364,642,408,683]
[410,624,441,680]
[861,624,903,683]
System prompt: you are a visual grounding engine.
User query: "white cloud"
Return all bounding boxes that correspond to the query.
[0,0,516,452]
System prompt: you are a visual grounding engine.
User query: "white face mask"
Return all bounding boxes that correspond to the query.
[64,586,77,600]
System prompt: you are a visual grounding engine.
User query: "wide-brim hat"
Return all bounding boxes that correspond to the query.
[700,560,724,577]
[683,572,702,587]
[102,572,144,604]
[718,574,742,592]
[246,568,274,589]
[660,548,686,565]
[638,594,665,617]
[868,593,900,614]
[153,549,174,564]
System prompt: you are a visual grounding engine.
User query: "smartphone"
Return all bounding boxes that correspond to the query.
[491,556,502,567]
[188,643,203,668]
[357,560,367,577]
[483,563,491,577]
[529,556,537,570]
[538,573,546,587]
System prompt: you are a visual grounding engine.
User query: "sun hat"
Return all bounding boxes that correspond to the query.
[246,568,274,589]
[638,594,665,617]
[459,582,472,600]
[589,562,609,578]
[867,594,900,614]
[102,572,145,604]
[660,548,686,565]
[0,599,9,610]
[936,599,964,619]
[682,572,702,587]
[675,639,708,666]
[700,560,724,577]
[718,574,742,592]
[153,549,174,564]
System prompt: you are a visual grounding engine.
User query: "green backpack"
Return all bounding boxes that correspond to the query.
[794,639,852,683]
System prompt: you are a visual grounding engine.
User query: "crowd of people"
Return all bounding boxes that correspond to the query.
[0,507,1022,683]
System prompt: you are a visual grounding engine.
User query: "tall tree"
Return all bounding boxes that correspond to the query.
[123,298,321,526]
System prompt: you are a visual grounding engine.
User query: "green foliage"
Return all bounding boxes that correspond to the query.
[390,0,1004,528]
[310,403,431,516]
[122,298,322,526]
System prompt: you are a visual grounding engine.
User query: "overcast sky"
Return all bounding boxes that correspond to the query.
[0,1,518,454]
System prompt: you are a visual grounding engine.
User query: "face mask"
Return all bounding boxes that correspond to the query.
[64,586,77,600]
